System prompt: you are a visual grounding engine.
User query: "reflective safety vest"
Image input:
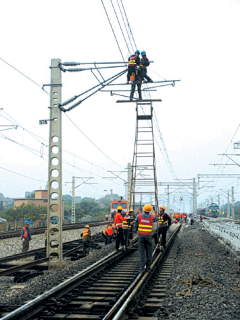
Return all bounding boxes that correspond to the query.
[158,214,168,226]
[21,227,28,238]
[45,229,53,238]
[82,228,89,238]
[128,54,137,66]
[123,215,132,229]
[104,226,114,236]
[138,213,154,235]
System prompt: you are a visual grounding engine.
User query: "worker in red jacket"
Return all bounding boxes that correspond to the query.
[127,50,140,83]
[114,206,124,250]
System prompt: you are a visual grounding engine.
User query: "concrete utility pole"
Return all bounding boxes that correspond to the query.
[47,59,63,269]
[227,190,230,218]
[167,185,170,214]
[193,177,197,216]
[71,176,75,223]
[218,194,220,217]
[127,163,131,206]
[231,186,234,219]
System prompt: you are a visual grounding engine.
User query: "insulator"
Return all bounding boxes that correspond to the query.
[59,96,78,107]
[61,62,80,66]
[68,100,82,111]
[66,68,83,72]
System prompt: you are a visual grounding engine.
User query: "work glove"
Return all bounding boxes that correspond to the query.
[22,238,25,242]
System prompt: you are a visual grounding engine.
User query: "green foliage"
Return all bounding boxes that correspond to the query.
[4,203,47,221]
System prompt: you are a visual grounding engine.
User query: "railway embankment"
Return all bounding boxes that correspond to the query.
[160,223,240,320]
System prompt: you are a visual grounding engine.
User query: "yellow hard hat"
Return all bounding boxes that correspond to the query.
[117,206,122,210]
[85,225,89,228]
[143,204,152,213]
[129,208,134,213]
[160,206,166,211]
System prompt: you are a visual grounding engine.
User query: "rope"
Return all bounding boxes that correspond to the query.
[172,273,216,297]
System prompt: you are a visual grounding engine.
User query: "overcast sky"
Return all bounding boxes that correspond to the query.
[1,0,240,212]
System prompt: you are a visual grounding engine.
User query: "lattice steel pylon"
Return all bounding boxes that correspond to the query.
[130,101,160,211]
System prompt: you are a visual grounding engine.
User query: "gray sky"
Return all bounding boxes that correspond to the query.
[1,0,240,212]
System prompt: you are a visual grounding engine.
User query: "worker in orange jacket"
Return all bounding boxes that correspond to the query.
[114,206,124,250]
[21,219,31,252]
[102,222,114,245]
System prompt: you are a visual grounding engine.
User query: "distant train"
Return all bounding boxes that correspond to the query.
[110,200,128,220]
[197,203,219,218]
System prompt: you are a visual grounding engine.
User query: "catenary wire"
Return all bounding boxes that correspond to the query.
[101,0,126,63]
[110,0,131,56]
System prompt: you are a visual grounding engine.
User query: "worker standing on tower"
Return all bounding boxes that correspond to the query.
[21,219,31,252]
[134,204,158,273]
[140,51,153,83]
[114,206,124,250]
[156,206,171,251]
[130,72,142,101]
[127,50,140,83]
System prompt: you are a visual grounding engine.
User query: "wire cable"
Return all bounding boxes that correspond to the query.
[119,0,138,49]
[0,57,49,95]
[110,0,131,57]
[0,166,46,183]
[101,0,126,62]
[64,113,125,169]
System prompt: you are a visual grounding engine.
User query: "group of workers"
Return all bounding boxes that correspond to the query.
[20,204,174,273]
[127,50,153,101]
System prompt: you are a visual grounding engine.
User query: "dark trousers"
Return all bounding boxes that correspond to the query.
[123,229,131,246]
[153,226,168,247]
[82,240,91,256]
[22,238,30,252]
[45,238,47,247]
[158,226,167,248]
[141,69,152,82]
[127,66,137,81]
[130,82,142,100]
[116,227,124,250]
[102,232,112,245]
[190,219,194,225]
[138,235,152,271]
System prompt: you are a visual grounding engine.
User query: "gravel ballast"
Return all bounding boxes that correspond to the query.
[159,223,240,320]
[0,225,109,307]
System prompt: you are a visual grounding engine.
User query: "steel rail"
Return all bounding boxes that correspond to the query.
[0,233,105,277]
[0,242,137,320]
[104,224,181,320]
[0,220,105,239]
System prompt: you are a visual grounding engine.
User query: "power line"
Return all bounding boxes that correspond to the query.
[110,0,131,56]
[0,57,49,95]
[101,0,126,62]
[116,0,135,53]
[119,0,137,50]
[0,166,46,183]
[64,113,125,169]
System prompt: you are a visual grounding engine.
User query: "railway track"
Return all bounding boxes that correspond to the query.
[0,221,106,239]
[0,224,181,320]
[0,232,104,281]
